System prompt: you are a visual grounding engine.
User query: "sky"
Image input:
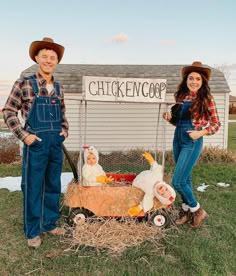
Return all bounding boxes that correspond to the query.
[1,0,236,108]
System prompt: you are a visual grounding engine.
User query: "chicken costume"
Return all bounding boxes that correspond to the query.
[128,152,176,216]
[81,146,113,186]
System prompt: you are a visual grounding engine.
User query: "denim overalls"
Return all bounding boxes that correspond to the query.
[21,77,65,239]
[172,101,203,208]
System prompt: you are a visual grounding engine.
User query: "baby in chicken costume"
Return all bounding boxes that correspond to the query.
[128,152,176,216]
[81,146,113,186]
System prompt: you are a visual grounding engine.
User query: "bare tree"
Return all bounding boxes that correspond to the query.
[213,63,231,82]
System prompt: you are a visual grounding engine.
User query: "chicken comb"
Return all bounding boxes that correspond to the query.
[83,146,90,149]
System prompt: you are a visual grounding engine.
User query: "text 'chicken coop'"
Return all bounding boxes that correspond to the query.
[83,76,167,103]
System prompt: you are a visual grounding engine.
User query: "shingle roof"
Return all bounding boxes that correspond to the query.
[229,95,236,101]
[22,64,230,95]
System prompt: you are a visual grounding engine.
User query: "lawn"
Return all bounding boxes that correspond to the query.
[228,122,236,150]
[0,125,235,275]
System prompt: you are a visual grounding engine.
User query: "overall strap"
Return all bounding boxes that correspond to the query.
[24,75,60,96]
[54,81,60,96]
[24,76,39,95]
[23,76,39,129]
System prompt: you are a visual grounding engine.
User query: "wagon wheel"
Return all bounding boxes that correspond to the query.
[148,209,171,229]
[68,208,92,226]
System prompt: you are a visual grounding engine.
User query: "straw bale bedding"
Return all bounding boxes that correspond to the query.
[64,182,163,216]
[65,218,167,254]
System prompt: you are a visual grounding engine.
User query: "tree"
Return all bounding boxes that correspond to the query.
[213,63,231,82]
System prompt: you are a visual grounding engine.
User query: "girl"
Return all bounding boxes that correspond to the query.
[163,61,221,228]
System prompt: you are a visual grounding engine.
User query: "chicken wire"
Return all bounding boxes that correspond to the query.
[70,100,174,179]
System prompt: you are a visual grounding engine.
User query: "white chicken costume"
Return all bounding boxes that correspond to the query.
[128,152,176,216]
[82,146,113,186]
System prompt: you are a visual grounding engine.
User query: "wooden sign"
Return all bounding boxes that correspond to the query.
[83,76,166,102]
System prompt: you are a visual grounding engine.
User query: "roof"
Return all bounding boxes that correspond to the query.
[229,95,236,102]
[21,64,230,95]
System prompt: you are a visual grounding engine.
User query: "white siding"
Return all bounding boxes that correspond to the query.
[64,92,227,153]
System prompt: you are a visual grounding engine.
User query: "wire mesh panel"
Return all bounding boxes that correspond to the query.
[76,100,172,176]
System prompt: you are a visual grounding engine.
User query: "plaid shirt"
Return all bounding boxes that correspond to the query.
[3,73,69,141]
[184,91,221,135]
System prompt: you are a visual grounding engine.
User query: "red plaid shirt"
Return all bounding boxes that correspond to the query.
[184,91,221,135]
[3,73,69,141]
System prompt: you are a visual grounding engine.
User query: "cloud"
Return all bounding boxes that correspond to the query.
[159,40,176,46]
[111,33,128,43]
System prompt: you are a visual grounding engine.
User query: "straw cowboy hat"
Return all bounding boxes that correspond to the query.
[29,37,65,63]
[182,61,211,81]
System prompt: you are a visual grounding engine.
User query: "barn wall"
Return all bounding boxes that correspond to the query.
[64,92,227,153]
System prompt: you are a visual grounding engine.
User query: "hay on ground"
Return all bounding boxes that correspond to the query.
[64,218,167,254]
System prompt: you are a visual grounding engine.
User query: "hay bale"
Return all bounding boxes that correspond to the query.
[64,182,164,216]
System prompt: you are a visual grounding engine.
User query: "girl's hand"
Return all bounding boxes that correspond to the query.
[163,112,172,122]
[187,129,208,140]
[60,130,68,138]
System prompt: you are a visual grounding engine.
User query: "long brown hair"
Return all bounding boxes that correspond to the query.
[174,72,212,119]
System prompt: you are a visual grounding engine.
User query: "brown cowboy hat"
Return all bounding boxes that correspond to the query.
[29,37,65,63]
[181,61,211,81]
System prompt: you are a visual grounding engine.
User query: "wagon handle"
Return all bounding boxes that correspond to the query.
[62,143,79,182]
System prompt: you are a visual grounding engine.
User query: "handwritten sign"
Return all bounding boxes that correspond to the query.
[83,76,166,102]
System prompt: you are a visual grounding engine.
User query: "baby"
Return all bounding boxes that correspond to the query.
[128,152,176,216]
[81,145,113,186]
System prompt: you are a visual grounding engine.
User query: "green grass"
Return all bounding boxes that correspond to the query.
[0,124,236,275]
[0,165,235,275]
[228,122,236,150]
[0,112,9,132]
[229,114,236,120]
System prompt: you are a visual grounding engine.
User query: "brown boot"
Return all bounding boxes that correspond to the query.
[27,236,42,248]
[175,209,192,225]
[47,227,65,235]
[189,208,208,228]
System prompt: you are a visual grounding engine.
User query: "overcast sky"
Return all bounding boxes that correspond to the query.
[1,0,236,107]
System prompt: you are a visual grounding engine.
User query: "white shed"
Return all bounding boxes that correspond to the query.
[22,64,230,154]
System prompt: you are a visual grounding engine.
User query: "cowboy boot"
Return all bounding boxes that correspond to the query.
[189,207,208,228]
[27,236,42,248]
[175,209,192,225]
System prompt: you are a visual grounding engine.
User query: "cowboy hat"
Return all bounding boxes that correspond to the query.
[181,61,211,81]
[29,37,65,63]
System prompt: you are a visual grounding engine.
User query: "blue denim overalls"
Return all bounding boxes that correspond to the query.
[21,77,65,239]
[172,101,203,208]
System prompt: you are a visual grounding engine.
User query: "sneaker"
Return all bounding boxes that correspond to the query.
[189,208,208,228]
[27,236,42,248]
[175,209,192,225]
[47,227,65,235]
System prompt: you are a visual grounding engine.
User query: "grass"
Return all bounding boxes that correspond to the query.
[0,125,236,275]
[0,112,8,132]
[228,122,236,150]
[0,166,235,275]
[229,114,236,120]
